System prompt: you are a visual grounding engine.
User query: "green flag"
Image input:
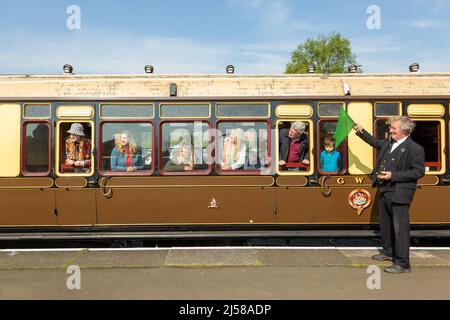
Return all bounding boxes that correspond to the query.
[333,107,355,148]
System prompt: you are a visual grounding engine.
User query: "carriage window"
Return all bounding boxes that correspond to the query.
[24,104,51,119]
[317,120,347,175]
[277,121,312,173]
[217,121,270,174]
[160,104,210,119]
[216,103,270,118]
[23,122,50,175]
[100,122,153,175]
[411,121,442,172]
[160,122,211,174]
[318,102,344,118]
[100,104,154,119]
[58,122,93,175]
[376,119,443,173]
[375,102,401,117]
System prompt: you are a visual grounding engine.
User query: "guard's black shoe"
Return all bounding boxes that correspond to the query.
[383,264,411,274]
[371,253,392,261]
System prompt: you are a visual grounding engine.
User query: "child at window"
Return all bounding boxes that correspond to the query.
[320,136,342,173]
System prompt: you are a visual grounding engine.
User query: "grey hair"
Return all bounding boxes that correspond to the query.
[387,116,416,135]
[291,121,307,132]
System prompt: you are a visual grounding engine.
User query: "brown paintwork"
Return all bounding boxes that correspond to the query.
[313,187,379,224]
[410,187,447,223]
[276,176,308,187]
[99,176,274,187]
[275,188,315,223]
[0,178,53,188]
[55,189,97,225]
[55,177,88,188]
[0,190,56,226]
[96,187,275,225]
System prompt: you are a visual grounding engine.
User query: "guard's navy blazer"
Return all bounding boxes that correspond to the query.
[278,129,309,163]
[356,129,425,204]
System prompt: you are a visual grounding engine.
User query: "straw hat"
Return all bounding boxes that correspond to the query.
[67,123,85,136]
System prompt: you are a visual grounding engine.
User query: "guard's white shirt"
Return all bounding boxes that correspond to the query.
[390,136,408,153]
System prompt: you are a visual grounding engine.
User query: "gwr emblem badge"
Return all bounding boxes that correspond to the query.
[348,189,372,216]
[208,198,219,209]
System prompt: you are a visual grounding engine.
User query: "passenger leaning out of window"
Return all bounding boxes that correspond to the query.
[110,131,144,172]
[279,121,309,171]
[164,143,194,172]
[65,123,92,172]
[221,128,247,170]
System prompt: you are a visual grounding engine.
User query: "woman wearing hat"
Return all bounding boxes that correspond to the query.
[65,123,92,172]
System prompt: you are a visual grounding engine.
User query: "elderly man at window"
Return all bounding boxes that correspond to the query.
[279,121,310,171]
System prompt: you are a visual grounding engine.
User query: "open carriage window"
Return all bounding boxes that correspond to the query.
[100,122,153,175]
[411,120,443,172]
[57,122,94,175]
[317,120,347,175]
[277,120,312,173]
[159,121,211,174]
[376,119,444,173]
[22,122,51,175]
[217,121,270,174]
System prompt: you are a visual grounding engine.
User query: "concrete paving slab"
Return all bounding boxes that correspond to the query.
[0,251,84,270]
[74,250,168,268]
[426,251,450,264]
[340,249,449,266]
[164,249,259,267]
[256,249,351,266]
[1,266,449,300]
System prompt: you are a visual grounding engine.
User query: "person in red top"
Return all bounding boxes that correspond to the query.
[279,121,310,171]
[110,131,144,172]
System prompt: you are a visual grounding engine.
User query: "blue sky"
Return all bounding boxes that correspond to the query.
[0,0,449,74]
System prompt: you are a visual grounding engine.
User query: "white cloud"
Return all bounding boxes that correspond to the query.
[401,20,449,28]
[351,36,403,54]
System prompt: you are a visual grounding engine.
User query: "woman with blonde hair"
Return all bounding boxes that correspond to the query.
[110,131,144,172]
[221,128,247,170]
[164,143,194,172]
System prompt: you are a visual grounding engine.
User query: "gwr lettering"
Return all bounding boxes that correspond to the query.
[355,177,364,184]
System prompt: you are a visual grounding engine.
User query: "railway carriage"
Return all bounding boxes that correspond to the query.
[0,72,449,231]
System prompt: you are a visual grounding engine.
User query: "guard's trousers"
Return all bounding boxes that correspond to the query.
[379,191,411,268]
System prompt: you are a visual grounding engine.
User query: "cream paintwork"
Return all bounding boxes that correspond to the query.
[348,102,374,175]
[275,105,313,118]
[1,74,450,98]
[0,104,21,177]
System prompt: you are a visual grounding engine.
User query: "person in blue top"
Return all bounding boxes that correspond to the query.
[320,136,342,173]
[110,131,144,172]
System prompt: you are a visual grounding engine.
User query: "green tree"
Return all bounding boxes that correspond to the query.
[285,32,358,74]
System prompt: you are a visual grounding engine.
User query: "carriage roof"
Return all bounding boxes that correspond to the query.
[1,73,450,99]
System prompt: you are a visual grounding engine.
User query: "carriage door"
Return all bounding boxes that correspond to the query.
[54,105,97,226]
[274,105,315,223]
[0,103,56,226]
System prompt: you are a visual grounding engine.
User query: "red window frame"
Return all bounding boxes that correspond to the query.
[216,119,272,175]
[316,119,348,175]
[98,120,155,176]
[21,121,52,176]
[158,120,212,176]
